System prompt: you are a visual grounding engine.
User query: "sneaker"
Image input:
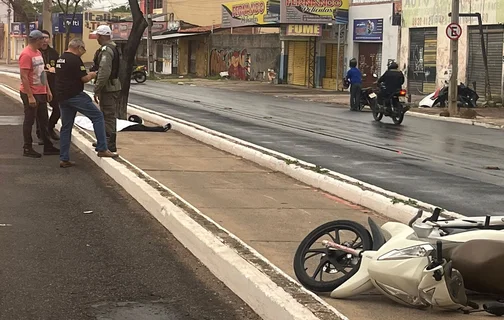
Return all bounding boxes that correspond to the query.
[163,123,172,132]
[43,146,60,156]
[49,129,60,141]
[23,148,42,158]
[60,160,75,168]
[97,150,119,158]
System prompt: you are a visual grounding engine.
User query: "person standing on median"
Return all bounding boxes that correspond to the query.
[19,30,60,158]
[55,38,118,168]
[35,30,61,144]
[91,25,121,152]
[345,58,362,112]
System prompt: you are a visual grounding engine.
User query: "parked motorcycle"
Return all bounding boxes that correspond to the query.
[293,208,504,316]
[132,65,147,83]
[419,81,479,108]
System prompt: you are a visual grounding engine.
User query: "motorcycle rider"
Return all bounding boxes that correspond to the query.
[345,58,362,111]
[377,61,404,111]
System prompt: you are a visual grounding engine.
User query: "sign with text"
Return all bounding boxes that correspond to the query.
[280,0,349,24]
[53,13,83,34]
[111,21,169,41]
[286,24,322,36]
[221,0,280,27]
[353,18,383,41]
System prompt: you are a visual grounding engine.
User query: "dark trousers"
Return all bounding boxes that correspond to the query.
[122,124,166,132]
[36,98,60,138]
[350,83,362,111]
[20,92,53,150]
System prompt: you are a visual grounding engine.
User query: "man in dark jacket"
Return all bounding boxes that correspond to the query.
[36,30,60,142]
[377,61,404,109]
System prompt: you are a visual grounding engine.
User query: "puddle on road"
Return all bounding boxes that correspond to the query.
[92,301,183,320]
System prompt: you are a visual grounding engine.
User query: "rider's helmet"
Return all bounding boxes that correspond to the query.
[349,58,357,68]
[388,62,399,70]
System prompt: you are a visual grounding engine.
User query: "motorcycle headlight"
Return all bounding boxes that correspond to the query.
[378,244,434,261]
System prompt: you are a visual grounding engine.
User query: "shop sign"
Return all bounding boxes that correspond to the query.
[111,21,169,41]
[10,22,37,37]
[280,0,349,24]
[353,18,383,41]
[53,13,83,34]
[221,0,280,28]
[286,24,322,36]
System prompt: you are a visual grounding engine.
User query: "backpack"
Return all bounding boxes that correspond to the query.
[93,43,120,80]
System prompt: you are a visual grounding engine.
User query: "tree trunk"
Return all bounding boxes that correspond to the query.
[117,0,148,119]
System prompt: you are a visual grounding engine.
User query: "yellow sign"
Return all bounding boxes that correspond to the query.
[281,0,349,24]
[286,24,322,36]
[221,0,280,27]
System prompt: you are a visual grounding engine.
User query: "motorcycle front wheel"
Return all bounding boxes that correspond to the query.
[371,101,383,121]
[293,220,373,293]
[133,72,147,83]
[391,113,405,125]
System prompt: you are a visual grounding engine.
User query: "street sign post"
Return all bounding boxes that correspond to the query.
[446,22,462,40]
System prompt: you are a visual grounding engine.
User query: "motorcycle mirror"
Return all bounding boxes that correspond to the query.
[483,302,504,316]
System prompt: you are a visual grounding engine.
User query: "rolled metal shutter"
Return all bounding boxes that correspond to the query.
[288,41,308,86]
[467,26,503,101]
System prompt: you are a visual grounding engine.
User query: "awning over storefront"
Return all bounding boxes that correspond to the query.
[143,32,201,40]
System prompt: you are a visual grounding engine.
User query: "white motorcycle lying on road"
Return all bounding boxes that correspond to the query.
[294,208,504,316]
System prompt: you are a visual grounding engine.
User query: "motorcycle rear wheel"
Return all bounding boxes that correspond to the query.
[293,220,373,293]
[133,72,147,83]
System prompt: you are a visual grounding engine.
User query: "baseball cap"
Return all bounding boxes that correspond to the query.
[29,30,44,40]
[91,25,112,36]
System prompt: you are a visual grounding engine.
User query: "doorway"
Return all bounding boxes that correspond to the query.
[358,43,382,88]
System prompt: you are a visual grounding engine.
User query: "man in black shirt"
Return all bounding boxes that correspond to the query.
[55,38,118,168]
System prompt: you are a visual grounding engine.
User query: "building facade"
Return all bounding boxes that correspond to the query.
[400,0,504,101]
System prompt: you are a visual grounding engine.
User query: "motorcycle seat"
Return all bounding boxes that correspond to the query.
[450,239,504,295]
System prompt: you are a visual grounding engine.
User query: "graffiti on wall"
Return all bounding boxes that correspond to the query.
[210,48,249,80]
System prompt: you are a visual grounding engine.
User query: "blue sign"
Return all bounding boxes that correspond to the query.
[353,18,383,41]
[10,22,37,35]
[52,13,83,34]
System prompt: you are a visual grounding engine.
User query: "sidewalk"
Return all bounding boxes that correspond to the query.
[106,122,490,320]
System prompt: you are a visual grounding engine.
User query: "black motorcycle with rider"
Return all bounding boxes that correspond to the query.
[372,62,410,125]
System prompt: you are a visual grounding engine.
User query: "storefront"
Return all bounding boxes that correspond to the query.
[51,13,83,54]
[10,22,37,61]
[320,25,346,90]
[407,27,437,95]
[282,25,319,87]
[347,2,399,87]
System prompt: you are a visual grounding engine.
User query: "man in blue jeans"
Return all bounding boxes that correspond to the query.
[55,38,118,168]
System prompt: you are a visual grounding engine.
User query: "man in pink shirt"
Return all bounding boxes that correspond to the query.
[19,30,59,158]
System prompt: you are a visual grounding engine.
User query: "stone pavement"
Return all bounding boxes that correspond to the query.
[102,125,489,320]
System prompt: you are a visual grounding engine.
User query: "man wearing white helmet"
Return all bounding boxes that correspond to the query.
[91,24,121,152]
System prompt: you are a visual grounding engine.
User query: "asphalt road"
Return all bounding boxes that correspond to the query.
[0,99,260,320]
[117,81,504,217]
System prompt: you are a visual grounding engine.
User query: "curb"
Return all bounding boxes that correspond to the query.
[408,110,504,130]
[0,84,349,320]
[116,99,466,224]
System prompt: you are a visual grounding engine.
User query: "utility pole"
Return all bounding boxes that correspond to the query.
[42,0,52,38]
[448,0,459,116]
[146,0,154,78]
[6,5,11,64]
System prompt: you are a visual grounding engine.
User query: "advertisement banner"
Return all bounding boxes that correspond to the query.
[10,22,37,37]
[353,18,383,41]
[111,21,169,41]
[53,13,83,34]
[280,0,349,24]
[285,24,322,36]
[221,0,280,28]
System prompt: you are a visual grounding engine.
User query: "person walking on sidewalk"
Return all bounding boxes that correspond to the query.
[19,30,60,158]
[345,58,362,111]
[91,25,121,152]
[55,38,118,168]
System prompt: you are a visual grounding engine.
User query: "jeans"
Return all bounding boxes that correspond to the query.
[350,83,362,111]
[59,92,108,161]
[20,92,53,149]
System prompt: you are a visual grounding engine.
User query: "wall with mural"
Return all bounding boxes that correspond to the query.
[209,33,280,80]
[400,0,504,92]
